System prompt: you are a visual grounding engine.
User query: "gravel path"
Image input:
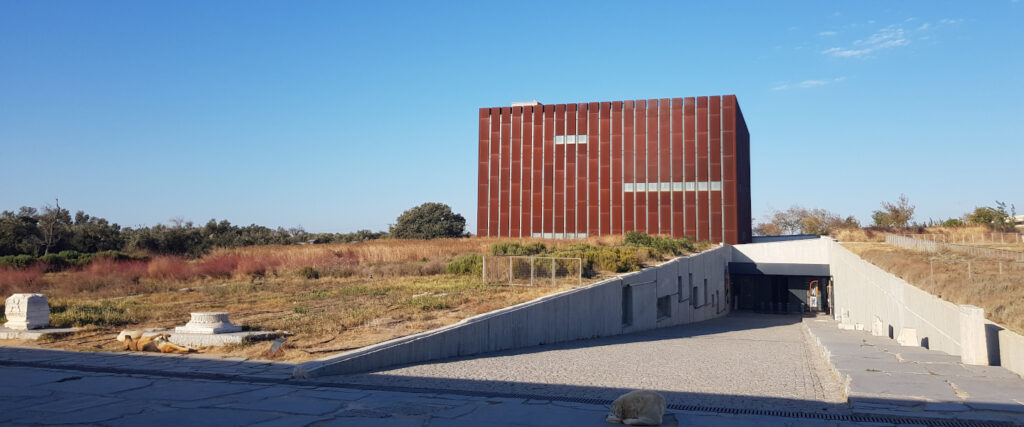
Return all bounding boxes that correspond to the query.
[329,312,848,412]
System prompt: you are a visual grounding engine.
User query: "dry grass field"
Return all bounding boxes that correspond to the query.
[0,234,705,362]
[844,242,1024,336]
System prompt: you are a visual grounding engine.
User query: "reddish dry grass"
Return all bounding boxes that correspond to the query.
[0,264,46,296]
[2,237,628,298]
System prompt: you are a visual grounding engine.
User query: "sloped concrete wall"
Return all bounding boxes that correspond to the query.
[294,246,732,378]
[830,242,963,355]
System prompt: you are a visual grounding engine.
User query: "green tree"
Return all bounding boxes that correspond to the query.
[71,211,124,253]
[0,208,43,256]
[871,194,915,228]
[389,202,466,239]
[966,201,1016,231]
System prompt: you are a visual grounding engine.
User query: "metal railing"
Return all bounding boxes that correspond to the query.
[482,256,582,287]
[886,234,1024,262]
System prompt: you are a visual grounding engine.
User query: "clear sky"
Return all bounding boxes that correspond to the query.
[1,1,1021,233]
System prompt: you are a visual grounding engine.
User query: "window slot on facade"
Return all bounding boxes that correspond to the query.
[554,134,588,145]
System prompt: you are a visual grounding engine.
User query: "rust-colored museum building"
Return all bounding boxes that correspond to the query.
[476,96,751,244]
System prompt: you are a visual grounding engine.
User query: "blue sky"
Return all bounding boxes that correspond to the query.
[1,1,1021,233]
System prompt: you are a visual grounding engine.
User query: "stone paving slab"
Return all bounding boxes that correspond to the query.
[317,313,850,414]
[2,327,1022,425]
[805,317,1024,422]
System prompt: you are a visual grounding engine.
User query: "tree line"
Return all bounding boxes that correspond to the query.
[754,195,1018,236]
[1,201,468,262]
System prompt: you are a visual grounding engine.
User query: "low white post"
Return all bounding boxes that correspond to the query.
[959,305,989,365]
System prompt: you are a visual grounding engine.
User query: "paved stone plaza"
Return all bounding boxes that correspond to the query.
[330,312,848,413]
[1,312,1022,425]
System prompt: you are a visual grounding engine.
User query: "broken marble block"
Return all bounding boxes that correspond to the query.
[175,312,242,334]
[4,293,50,330]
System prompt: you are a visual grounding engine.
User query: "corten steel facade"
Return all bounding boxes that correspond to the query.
[476,96,751,244]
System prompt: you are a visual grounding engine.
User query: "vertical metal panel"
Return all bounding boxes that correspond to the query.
[709,96,722,243]
[611,101,623,235]
[510,107,522,238]
[683,98,696,239]
[522,106,534,237]
[554,104,565,235]
[634,99,647,233]
[670,98,684,238]
[532,106,544,236]
[499,107,512,237]
[543,105,555,234]
[489,107,501,236]
[478,108,489,236]
[658,98,671,236]
[696,97,709,241]
[565,103,577,236]
[646,98,659,235]
[722,96,738,244]
[588,102,600,236]
[599,101,611,235]
[623,100,635,233]
[576,103,589,236]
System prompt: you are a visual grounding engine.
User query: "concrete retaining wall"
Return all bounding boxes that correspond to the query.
[830,242,963,355]
[999,328,1024,377]
[294,246,732,378]
[731,236,832,265]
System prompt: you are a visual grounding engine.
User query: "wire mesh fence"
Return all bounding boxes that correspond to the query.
[902,232,1023,245]
[927,259,1024,294]
[482,256,582,287]
[886,234,1024,262]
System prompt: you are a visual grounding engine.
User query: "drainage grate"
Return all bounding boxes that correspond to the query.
[1,359,1014,427]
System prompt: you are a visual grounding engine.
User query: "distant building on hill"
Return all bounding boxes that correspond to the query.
[476,96,751,244]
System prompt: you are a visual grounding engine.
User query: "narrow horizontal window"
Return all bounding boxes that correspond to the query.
[710,181,722,191]
[698,182,709,191]
[636,183,647,192]
[685,182,696,191]
[660,182,671,192]
[624,183,634,192]
[672,182,683,191]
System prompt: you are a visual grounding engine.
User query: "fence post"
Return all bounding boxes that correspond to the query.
[551,258,555,287]
[968,262,972,281]
[509,257,513,286]
[482,256,487,285]
[930,260,935,294]
[999,262,1003,275]
[530,256,535,286]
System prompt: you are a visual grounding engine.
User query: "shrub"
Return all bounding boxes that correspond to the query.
[623,232,700,257]
[49,299,140,327]
[298,266,320,280]
[389,202,466,239]
[490,242,547,256]
[0,254,38,269]
[446,254,482,276]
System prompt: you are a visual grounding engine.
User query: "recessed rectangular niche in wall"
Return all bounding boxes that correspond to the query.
[657,295,671,321]
[621,285,633,327]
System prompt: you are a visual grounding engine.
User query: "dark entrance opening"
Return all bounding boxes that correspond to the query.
[731,274,831,314]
